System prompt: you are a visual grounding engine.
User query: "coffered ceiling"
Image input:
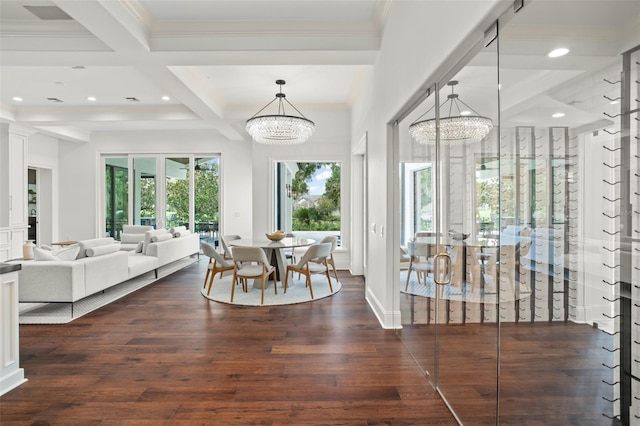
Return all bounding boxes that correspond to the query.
[1,0,639,143]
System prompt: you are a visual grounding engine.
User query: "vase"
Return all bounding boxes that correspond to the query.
[22,240,35,260]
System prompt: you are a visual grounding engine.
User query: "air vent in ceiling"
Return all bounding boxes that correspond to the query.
[125,97,140,102]
[46,98,63,103]
[23,6,72,20]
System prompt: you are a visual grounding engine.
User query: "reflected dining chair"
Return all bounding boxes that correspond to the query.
[284,242,332,300]
[404,240,434,291]
[231,246,277,305]
[201,241,235,296]
[221,234,241,260]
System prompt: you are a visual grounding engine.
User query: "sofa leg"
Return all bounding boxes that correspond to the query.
[155,269,158,279]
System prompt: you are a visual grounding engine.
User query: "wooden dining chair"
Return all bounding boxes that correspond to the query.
[231,246,277,305]
[201,241,235,296]
[220,234,241,260]
[284,242,332,299]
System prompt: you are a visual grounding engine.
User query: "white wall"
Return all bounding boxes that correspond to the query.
[47,130,253,241]
[351,1,503,327]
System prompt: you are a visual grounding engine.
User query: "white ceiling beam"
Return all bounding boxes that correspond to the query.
[52,0,150,52]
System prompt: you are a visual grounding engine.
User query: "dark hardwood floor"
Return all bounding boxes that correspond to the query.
[0,259,456,425]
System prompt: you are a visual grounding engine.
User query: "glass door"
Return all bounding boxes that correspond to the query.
[397,24,500,424]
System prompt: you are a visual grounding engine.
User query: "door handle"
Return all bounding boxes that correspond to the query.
[433,252,451,285]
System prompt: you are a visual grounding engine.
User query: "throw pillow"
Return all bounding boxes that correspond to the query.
[135,241,143,253]
[142,229,170,254]
[85,243,121,257]
[174,229,192,238]
[77,237,116,259]
[169,226,186,236]
[151,233,173,243]
[33,247,58,261]
[55,244,80,261]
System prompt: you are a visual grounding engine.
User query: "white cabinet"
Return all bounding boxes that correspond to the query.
[0,125,30,260]
[0,267,27,395]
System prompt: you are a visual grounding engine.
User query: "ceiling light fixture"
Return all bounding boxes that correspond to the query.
[548,48,569,58]
[87,96,96,102]
[409,80,493,145]
[12,97,23,102]
[552,112,565,118]
[245,79,315,145]
[162,96,171,101]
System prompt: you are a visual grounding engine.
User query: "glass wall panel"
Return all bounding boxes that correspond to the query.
[133,157,157,228]
[194,157,220,247]
[165,157,190,229]
[105,157,128,238]
[497,2,639,423]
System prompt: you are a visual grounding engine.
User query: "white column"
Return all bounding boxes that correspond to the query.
[0,267,27,395]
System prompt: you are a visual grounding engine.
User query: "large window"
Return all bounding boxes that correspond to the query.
[274,161,341,245]
[103,155,220,245]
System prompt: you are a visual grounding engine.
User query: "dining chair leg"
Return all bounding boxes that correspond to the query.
[329,254,339,281]
[260,275,266,305]
[324,262,333,293]
[272,270,278,295]
[231,271,238,302]
[284,269,290,293]
[206,271,215,295]
[203,259,212,288]
[404,261,413,291]
[305,270,314,299]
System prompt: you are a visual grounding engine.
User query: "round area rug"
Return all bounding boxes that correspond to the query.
[201,273,341,306]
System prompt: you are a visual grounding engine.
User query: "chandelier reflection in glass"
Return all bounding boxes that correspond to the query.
[409,80,493,145]
[246,79,315,145]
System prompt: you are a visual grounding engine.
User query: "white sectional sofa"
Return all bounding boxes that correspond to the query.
[15,228,200,304]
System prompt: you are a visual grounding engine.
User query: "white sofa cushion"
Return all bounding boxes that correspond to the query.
[77,237,116,259]
[143,229,170,254]
[123,224,153,234]
[121,234,145,244]
[86,243,121,257]
[127,253,159,278]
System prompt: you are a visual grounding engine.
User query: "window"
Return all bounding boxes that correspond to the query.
[103,155,220,245]
[274,162,341,245]
[105,158,128,239]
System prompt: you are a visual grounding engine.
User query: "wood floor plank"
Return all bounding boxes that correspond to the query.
[0,260,455,425]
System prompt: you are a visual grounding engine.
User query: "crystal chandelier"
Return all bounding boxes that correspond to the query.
[409,81,493,145]
[246,79,315,145]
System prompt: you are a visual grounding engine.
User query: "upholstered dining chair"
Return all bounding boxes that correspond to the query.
[404,240,434,291]
[284,242,332,300]
[220,234,241,260]
[231,246,277,305]
[201,241,235,296]
[320,235,339,281]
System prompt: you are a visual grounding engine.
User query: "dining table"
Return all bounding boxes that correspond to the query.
[229,237,315,287]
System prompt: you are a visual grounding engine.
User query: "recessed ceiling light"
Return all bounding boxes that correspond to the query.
[12,96,23,102]
[460,110,472,116]
[162,96,171,101]
[87,96,97,102]
[552,112,565,118]
[609,100,619,105]
[548,48,569,58]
